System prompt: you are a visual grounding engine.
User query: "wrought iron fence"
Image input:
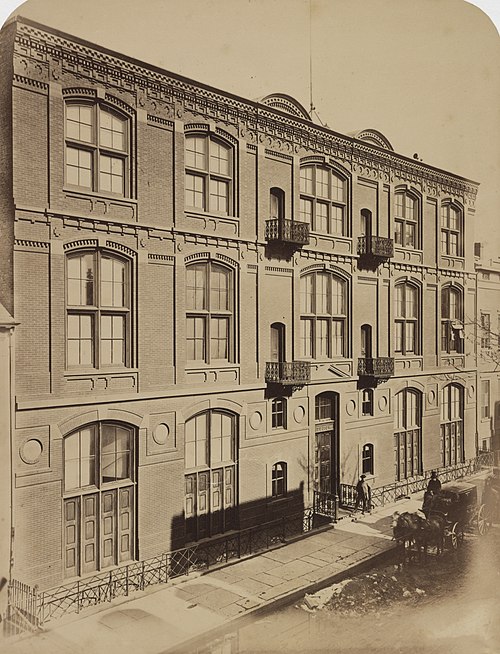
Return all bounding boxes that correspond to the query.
[313,491,338,520]
[340,451,498,510]
[8,508,314,630]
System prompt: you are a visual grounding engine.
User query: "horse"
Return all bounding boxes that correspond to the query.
[392,511,446,562]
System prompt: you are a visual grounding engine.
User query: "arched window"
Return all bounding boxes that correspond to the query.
[300,271,347,359]
[66,249,131,369]
[270,188,285,220]
[184,410,237,540]
[362,443,374,475]
[441,286,464,353]
[271,397,287,429]
[271,462,287,498]
[186,260,234,364]
[63,422,136,577]
[360,324,372,358]
[65,101,130,196]
[394,282,419,355]
[394,389,422,480]
[394,191,419,249]
[440,203,463,257]
[360,209,372,238]
[185,134,233,215]
[440,384,464,465]
[300,164,347,235]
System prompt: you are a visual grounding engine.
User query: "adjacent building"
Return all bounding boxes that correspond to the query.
[0,17,482,592]
[475,248,500,454]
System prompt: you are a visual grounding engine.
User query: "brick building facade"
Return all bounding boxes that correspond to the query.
[0,17,482,591]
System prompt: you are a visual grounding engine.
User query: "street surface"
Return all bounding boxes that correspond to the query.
[193,525,500,654]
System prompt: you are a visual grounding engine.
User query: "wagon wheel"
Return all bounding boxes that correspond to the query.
[477,504,489,536]
[450,522,464,549]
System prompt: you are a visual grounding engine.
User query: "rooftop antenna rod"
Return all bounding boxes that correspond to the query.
[309,0,315,116]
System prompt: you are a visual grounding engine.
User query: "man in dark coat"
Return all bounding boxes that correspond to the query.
[354,474,371,514]
[427,471,441,494]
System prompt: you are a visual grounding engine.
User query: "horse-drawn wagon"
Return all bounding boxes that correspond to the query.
[428,480,489,550]
[392,480,488,560]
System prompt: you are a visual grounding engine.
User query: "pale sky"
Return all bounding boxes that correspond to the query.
[2,0,500,258]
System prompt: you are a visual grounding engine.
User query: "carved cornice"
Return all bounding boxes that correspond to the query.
[13,20,479,204]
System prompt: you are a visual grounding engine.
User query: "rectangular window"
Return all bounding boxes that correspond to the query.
[331,205,343,235]
[99,155,124,195]
[481,380,490,419]
[209,178,229,214]
[301,319,313,358]
[481,313,491,349]
[300,198,313,224]
[317,319,330,358]
[210,317,229,360]
[100,315,125,366]
[316,202,328,232]
[186,136,206,170]
[331,320,344,356]
[300,166,313,195]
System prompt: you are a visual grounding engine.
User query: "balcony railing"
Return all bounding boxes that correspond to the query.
[357,357,394,379]
[265,361,311,386]
[357,235,394,259]
[265,218,310,247]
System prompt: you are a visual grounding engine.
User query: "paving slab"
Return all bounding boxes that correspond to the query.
[266,559,322,581]
[192,587,244,610]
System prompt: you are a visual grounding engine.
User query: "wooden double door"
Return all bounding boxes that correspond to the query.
[64,486,134,578]
[185,466,236,542]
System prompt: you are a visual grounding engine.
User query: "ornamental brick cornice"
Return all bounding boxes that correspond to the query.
[13,20,479,204]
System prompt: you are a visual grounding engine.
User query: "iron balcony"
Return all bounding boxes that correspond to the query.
[357,235,394,259]
[265,218,310,247]
[265,361,311,386]
[357,357,395,379]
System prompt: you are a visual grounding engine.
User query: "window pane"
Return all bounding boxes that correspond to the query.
[66,146,92,189]
[99,155,124,195]
[395,321,403,352]
[331,277,345,315]
[300,198,313,224]
[300,166,313,195]
[301,319,313,357]
[395,194,404,216]
[331,320,344,356]
[405,286,417,318]
[210,317,229,360]
[301,274,314,313]
[209,179,229,214]
[331,205,344,235]
[316,168,329,198]
[221,414,233,461]
[210,141,230,175]
[186,316,205,361]
[185,173,205,209]
[67,104,93,143]
[186,264,206,311]
[316,202,328,233]
[210,266,229,311]
[406,322,416,352]
[316,319,330,357]
[331,174,344,202]
[405,223,415,248]
[99,109,126,151]
[316,273,329,314]
[186,136,207,170]
[394,220,403,245]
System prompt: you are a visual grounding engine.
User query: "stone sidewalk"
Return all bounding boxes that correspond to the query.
[2,494,425,654]
[6,475,490,654]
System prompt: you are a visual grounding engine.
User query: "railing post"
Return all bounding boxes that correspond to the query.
[77,580,81,614]
[238,531,241,559]
[125,565,129,596]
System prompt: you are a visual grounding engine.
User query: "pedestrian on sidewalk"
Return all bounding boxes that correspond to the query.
[354,474,371,514]
[427,471,441,494]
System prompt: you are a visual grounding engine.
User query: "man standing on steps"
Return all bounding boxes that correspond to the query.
[354,474,371,514]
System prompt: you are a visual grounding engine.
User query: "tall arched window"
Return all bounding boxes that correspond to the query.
[270,187,285,220]
[66,249,131,369]
[184,410,237,541]
[440,203,463,257]
[63,422,136,577]
[440,384,464,465]
[441,286,464,353]
[394,282,419,355]
[362,443,374,475]
[300,164,347,235]
[271,462,287,498]
[360,209,372,238]
[394,191,419,249]
[186,260,234,364]
[394,389,422,480]
[300,271,348,359]
[65,101,130,196]
[185,134,233,215]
